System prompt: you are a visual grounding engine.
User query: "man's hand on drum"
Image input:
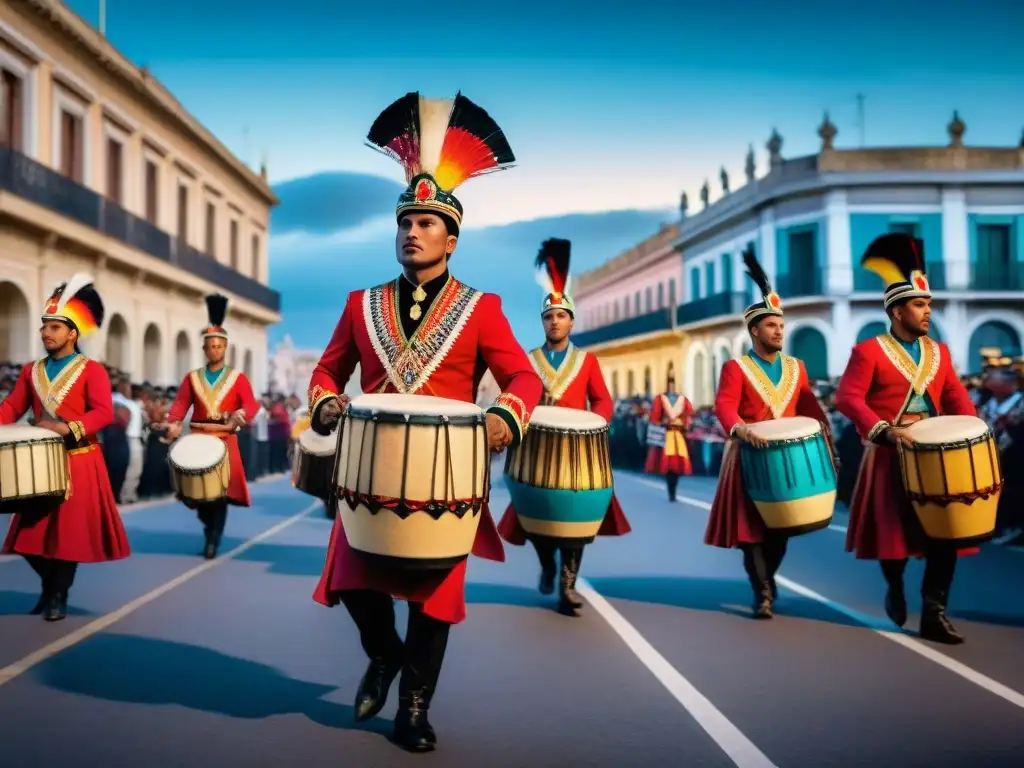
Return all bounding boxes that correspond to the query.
[165,421,183,441]
[318,395,350,431]
[229,409,247,429]
[36,419,70,437]
[885,427,916,447]
[485,413,512,452]
[734,424,769,447]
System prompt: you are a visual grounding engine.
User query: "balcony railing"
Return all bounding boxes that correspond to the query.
[676,291,748,325]
[0,146,280,312]
[969,261,1024,291]
[572,308,673,348]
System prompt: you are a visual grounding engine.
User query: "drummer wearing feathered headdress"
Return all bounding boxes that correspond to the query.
[306,91,542,753]
[165,294,260,559]
[836,234,978,645]
[496,238,631,617]
[703,246,832,619]
[0,275,131,622]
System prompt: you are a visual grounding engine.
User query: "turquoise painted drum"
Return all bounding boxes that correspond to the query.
[503,406,614,543]
[739,416,836,535]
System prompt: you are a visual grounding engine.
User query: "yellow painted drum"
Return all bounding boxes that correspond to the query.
[740,417,836,535]
[335,393,488,569]
[0,425,69,510]
[503,406,613,544]
[168,433,230,504]
[899,415,1002,544]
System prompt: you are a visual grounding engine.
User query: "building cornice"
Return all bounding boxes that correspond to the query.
[575,222,680,296]
[15,0,278,207]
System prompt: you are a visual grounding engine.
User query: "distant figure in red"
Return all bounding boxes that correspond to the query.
[836,234,978,645]
[166,294,259,559]
[497,238,631,616]
[703,247,831,619]
[0,274,131,621]
[644,372,694,501]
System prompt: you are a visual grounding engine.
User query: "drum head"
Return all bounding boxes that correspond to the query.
[298,428,336,456]
[169,433,226,470]
[349,393,482,416]
[528,405,607,430]
[746,416,822,441]
[0,424,64,444]
[906,415,989,444]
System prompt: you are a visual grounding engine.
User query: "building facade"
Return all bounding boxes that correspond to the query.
[570,223,684,400]
[574,113,1024,407]
[0,0,280,389]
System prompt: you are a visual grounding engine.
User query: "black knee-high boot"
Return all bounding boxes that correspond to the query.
[666,472,679,501]
[393,604,450,752]
[920,547,963,644]
[741,544,773,619]
[764,535,788,601]
[341,590,405,722]
[880,558,908,627]
[198,501,228,559]
[557,546,585,616]
[24,555,52,615]
[44,560,78,622]
[532,539,556,595]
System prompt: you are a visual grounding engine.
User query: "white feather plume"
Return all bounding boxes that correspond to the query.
[417,96,454,178]
[535,268,554,296]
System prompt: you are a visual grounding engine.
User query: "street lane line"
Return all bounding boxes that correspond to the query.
[618,473,1024,711]
[0,498,320,689]
[577,578,778,768]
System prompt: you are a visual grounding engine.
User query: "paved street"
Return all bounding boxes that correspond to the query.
[1,467,1023,767]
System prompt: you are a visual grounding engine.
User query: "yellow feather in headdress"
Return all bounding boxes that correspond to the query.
[861,233,925,285]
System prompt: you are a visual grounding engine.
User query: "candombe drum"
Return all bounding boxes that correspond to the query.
[899,415,1002,544]
[168,433,230,505]
[292,428,338,500]
[503,406,613,545]
[0,424,70,511]
[334,393,489,569]
[739,416,836,535]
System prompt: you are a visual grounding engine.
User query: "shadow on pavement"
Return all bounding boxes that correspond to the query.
[585,575,864,628]
[32,634,392,737]
[116,529,246,558]
[465,582,550,609]
[949,609,1024,629]
[233,542,326,577]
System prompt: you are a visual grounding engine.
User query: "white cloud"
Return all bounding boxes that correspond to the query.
[269,214,396,252]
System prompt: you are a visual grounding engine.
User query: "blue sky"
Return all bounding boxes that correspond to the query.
[62,1,1024,349]
[70,0,1024,225]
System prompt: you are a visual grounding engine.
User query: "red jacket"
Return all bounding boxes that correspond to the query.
[649,392,694,429]
[835,334,975,440]
[715,353,830,433]
[309,276,543,623]
[529,344,613,419]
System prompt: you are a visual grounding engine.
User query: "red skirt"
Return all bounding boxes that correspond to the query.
[845,443,980,560]
[3,445,131,563]
[496,493,632,546]
[704,440,768,548]
[644,428,692,475]
[313,503,505,625]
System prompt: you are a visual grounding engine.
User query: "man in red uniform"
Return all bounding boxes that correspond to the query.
[496,239,631,616]
[0,274,131,621]
[308,91,542,753]
[836,234,977,645]
[645,372,694,501]
[704,247,832,619]
[166,294,259,559]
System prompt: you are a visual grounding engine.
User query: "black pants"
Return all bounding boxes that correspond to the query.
[532,539,584,574]
[666,472,679,500]
[880,544,957,608]
[740,534,788,597]
[340,590,450,701]
[25,555,79,596]
[197,499,229,540]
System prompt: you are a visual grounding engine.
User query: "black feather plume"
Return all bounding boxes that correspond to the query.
[448,91,516,165]
[366,92,421,170]
[205,294,229,328]
[535,238,571,294]
[742,244,772,297]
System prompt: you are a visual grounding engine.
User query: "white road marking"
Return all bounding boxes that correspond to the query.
[577,578,777,768]
[618,472,1024,711]
[0,498,320,689]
